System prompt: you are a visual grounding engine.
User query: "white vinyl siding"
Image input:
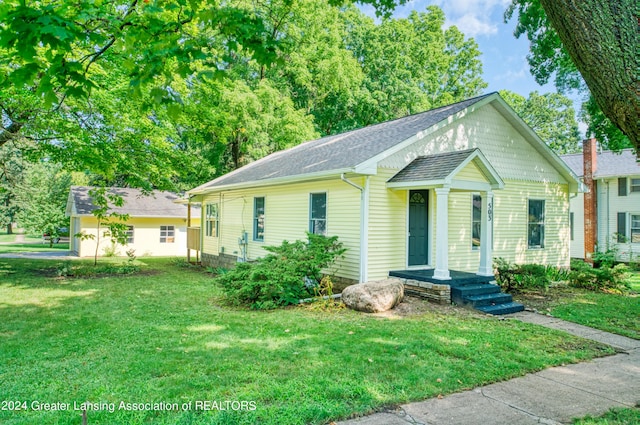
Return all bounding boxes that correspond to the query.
[207,179,362,282]
[492,181,569,268]
[72,216,196,257]
[379,104,566,185]
[366,169,407,280]
[595,177,640,262]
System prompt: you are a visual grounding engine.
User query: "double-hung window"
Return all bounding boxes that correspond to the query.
[472,194,481,250]
[205,203,219,237]
[125,225,134,244]
[309,193,327,236]
[160,225,175,243]
[631,214,640,243]
[527,200,545,248]
[631,178,640,193]
[253,197,265,241]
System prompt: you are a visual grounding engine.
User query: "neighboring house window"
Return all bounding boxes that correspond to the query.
[528,200,545,248]
[631,178,640,193]
[126,225,134,244]
[205,203,219,237]
[253,197,265,241]
[618,177,627,196]
[309,193,327,236]
[617,213,627,243]
[569,213,574,241]
[631,214,640,243]
[472,194,481,250]
[160,225,175,243]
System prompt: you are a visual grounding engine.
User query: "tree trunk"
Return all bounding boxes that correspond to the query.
[538,0,639,155]
[0,119,25,147]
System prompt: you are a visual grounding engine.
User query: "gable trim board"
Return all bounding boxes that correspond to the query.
[190,93,581,282]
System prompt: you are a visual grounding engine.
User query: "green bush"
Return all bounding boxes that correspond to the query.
[568,260,630,293]
[214,233,346,309]
[493,258,551,292]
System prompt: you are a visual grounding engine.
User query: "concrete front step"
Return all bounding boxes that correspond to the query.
[476,301,525,315]
[463,292,513,307]
[451,283,501,304]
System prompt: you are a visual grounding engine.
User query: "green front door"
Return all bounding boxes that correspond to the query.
[408,190,429,266]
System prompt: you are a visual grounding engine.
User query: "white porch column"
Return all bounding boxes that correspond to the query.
[433,187,451,280]
[477,191,494,276]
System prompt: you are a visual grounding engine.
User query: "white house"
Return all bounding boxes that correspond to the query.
[561,140,640,262]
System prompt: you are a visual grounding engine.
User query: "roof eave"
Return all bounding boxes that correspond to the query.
[188,168,360,195]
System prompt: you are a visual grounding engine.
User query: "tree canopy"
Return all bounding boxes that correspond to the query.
[500,90,580,154]
[505,0,638,154]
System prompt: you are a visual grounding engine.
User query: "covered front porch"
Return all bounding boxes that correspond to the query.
[388,267,524,315]
[386,148,504,281]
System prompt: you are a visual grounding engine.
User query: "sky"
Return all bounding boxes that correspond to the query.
[360,0,555,99]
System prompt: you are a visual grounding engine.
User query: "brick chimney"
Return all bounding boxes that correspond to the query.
[583,138,598,262]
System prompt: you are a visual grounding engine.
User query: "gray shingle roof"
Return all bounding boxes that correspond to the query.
[560,149,639,178]
[388,149,478,183]
[69,186,198,217]
[192,93,496,192]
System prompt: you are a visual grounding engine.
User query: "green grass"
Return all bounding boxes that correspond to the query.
[0,232,17,243]
[0,242,70,253]
[516,272,640,340]
[0,258,614,425]
[628,272,640,292]
[573,407,640,425]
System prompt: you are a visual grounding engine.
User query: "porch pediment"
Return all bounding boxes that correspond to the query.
[386,148,504,191]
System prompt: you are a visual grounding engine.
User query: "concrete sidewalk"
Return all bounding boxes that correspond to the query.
[337,311,640,425]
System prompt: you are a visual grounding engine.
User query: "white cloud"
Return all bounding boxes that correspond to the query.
[427,0,511,37]
[448,13,498,36]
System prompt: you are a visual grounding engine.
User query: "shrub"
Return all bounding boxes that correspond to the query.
[214,233,346,309]
[568,260,630,293]
[493,258,550,292]
[592,249,617,268]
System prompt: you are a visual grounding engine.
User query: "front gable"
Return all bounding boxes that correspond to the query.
[375,101,577,190]
[386,149,504,191]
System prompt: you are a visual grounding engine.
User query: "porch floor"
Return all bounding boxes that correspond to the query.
[389,268,525,315]
[388,269,495,286]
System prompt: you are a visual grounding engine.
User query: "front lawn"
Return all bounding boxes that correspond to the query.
[573,407,640,425]
[515,273,640,340]
[0,258,613,425]
[0,242,70,253]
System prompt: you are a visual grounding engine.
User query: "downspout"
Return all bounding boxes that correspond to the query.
[341,173,369,283]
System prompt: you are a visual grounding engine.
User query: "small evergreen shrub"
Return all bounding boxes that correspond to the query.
[214,233,346,309]
[568,260,630,293]
[493,258,550,292]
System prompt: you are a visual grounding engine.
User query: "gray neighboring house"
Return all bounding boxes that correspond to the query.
[561,140,640,262]
[66,186,200,257]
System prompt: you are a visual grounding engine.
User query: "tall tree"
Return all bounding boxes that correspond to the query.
[505,0,638,153]
[0,143,24,233]
[344,6,486,128]
[500,90,580,154]
[14,161,71,244]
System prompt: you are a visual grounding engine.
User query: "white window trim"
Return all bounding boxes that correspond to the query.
[160,225,175,243]
[471,193,481,251]
[309,192,328,236]
[253,196,265,242]
[205,203,219,238]
[527,199,545,249]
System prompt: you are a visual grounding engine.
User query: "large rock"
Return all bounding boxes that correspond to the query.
[341,279,404,313]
